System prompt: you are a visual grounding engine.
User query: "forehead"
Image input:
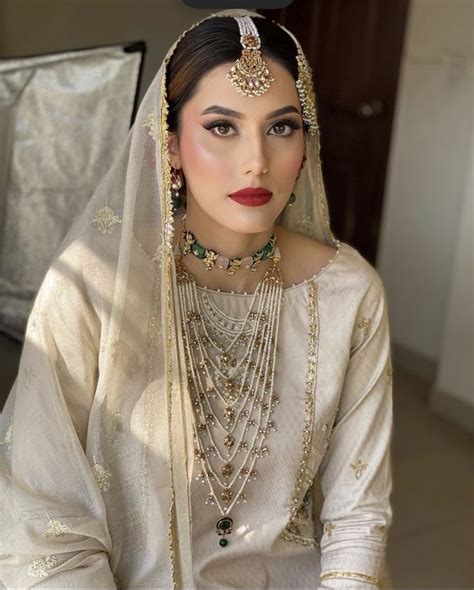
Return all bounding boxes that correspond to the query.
[185,58,300,116]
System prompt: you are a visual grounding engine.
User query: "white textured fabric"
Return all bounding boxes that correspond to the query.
[191,243,393,590]
[0,45,142,340]
[0,9,393,590]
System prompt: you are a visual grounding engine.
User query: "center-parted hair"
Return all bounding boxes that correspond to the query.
[165,16,305,135]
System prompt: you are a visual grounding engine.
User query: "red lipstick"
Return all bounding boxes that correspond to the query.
[228,187,273,207]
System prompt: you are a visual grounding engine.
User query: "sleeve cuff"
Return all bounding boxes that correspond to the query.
[320,570,380,588]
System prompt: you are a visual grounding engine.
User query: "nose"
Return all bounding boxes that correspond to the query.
[243,136,269,176]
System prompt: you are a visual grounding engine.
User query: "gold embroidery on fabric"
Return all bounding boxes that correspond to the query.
[320,570,380,586]
[143,112,158,141]
[280,530,319,548]
[281,281,318,544]
[92,206,123,235]
[295,486,311,521]
[43,518,72,538]
[350,458,367,480]
[27,555,58,578]
[161,66,178,590]
[92,462,112,492]
[0,423,12,449]
[358,317,372,338]
[323,521,336,537]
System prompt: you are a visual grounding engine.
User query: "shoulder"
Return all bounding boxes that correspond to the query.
[275,225,340,286]
[276,225,385,299]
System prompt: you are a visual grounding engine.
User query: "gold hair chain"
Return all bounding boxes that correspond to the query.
[227,16,319,136]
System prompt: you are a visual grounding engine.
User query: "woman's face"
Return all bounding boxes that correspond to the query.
[168,57,305,235]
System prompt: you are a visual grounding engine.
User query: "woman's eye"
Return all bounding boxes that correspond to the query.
[213,122,235,136]
[204,119,301,138]
[270,123,294,136]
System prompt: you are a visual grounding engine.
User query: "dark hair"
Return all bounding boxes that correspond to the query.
[166,16,306,135]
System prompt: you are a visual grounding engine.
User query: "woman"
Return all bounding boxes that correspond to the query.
[0,9,393,589]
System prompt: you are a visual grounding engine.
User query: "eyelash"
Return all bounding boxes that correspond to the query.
[203,118,302,137]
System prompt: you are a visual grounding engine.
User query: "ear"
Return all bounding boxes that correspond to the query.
[168,132,181,168]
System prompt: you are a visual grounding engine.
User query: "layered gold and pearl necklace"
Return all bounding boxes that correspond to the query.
[175,244,283,548]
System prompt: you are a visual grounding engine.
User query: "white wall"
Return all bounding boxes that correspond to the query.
[430,131,473,425]
[377,0,473,417]
[377,0,474,423]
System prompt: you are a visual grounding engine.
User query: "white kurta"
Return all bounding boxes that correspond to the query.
[0,240,393,589]
[189,242,393,589]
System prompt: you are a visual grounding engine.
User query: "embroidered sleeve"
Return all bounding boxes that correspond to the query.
[0,241,116,589]
[317,272,393,589]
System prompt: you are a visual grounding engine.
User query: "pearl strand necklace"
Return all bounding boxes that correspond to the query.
[176,251,283,548]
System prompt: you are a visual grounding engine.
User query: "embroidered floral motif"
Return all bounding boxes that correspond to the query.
[0,423,13,449]
[92,206,123,235]
[294,213,314,237]
[324,521,336,537]
[27,555,58,578]
[143,112,158,141]
[43,519,72,538]
[93,463,112,492]
[358,317,371,338]
[350,458,367,480]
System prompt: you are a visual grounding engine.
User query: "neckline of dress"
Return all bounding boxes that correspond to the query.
[195,239,343,297]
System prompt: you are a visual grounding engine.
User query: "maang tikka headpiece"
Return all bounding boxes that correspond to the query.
[227,16,319,136]
[226,16,275,97]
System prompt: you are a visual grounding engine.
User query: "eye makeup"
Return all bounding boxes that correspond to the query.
[202,118,302,137]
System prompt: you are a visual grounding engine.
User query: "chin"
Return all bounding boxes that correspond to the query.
[217,207,280,235]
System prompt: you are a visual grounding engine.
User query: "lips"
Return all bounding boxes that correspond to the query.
[228,187,273,207]
[229,187,272,197]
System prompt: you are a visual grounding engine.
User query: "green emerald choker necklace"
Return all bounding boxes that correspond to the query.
[175,220,280,275]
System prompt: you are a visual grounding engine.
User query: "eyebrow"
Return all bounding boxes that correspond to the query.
[200,105,301,120]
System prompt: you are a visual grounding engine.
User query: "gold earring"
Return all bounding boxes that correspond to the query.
[227,16,274,97]
[171,168,184,211]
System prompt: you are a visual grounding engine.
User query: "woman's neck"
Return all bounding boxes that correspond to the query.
[173,209,278,294]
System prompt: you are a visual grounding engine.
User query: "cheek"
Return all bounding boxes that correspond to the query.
[277,149,302,179]
[180,128,230,181]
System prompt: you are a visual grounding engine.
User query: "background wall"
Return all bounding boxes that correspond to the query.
[377,0,473,427]
[0,0,221,104]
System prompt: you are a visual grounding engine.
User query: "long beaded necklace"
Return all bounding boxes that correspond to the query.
[175,224,283,548]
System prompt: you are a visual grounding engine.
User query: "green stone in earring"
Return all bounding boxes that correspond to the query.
[288,192,296,206]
